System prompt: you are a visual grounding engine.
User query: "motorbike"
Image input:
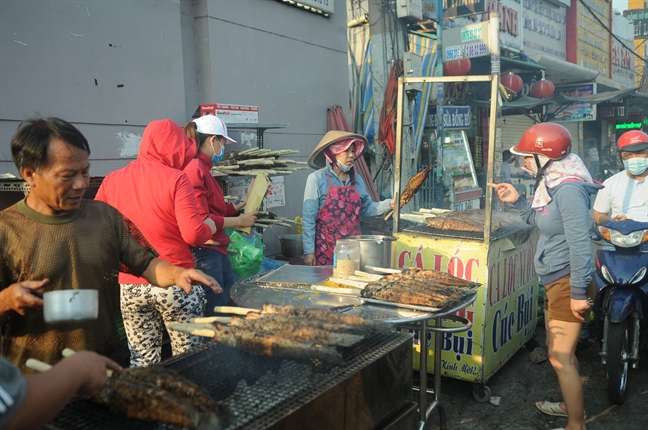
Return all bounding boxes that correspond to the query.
[592,220,648,405]
[593,157,618,183]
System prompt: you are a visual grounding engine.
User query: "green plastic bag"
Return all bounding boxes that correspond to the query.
[227,230,263,279]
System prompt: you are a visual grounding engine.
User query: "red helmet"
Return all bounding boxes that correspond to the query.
[617,130,648,152]
[510,123,571,160]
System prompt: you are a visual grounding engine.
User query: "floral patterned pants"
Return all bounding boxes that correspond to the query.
[120,284,206,367]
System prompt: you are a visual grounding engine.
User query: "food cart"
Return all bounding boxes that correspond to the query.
[389,14,539,402]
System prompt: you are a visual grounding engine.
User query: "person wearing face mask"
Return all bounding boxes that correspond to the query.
[95,119,221,367]
[183,115,257,314]
[489,122,603,430]
[593,130,648,224]
[302,131,394,266]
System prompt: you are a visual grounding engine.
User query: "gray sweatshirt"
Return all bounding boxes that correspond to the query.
[513,181,603,300]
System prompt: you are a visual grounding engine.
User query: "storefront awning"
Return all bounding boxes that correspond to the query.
[531,55,598,85]
[469,87,639,111]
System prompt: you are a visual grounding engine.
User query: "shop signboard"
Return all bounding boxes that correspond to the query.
[567,0,610,78]
[624,8,648,39]
[441,0,487,19]
[275,0,334,15]
[598,96,630,120]
[394,229,539,380]
[611,13,636,89]
[521,0,567,60]
[444,0,521,53]
[443,22,490,61]
[546,83,597,122]
[442,106,471,130]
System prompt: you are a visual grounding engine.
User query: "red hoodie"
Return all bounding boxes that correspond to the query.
[184,151,239,255]
[96,119,212,284]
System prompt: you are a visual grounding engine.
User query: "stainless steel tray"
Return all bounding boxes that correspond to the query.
[359,291,477,313]
[256,265,333,286]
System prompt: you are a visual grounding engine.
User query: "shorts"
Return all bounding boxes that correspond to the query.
[543,275,586,323]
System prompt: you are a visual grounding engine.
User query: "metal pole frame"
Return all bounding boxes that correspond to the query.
[392,75,498,240]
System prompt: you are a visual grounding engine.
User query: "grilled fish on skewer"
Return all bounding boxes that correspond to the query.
[399,267,479,288]
[244,312,370,337]
[168,322,345,365]
[26,358,224,430]
[100,374,220,430]
[229,315,364,347]
[360,267,477,308]
[62,347,221,413]
[261,304,375,328]
[385,166,432,220]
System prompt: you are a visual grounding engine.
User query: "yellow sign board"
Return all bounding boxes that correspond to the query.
[395,230,538,382]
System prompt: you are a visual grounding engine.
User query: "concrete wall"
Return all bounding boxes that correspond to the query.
[0,0,350,255]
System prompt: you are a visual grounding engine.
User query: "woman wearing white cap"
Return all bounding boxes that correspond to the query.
[183,115,257,314]
[303,131,394,266]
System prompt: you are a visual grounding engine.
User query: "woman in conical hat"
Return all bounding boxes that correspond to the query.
[302,131,394,266]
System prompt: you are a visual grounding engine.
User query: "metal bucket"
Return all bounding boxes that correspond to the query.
[276,234,303,257]
[346,235,397,272]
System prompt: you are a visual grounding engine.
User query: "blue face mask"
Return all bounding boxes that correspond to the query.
[623,157,648,176]
[211,140,225,164]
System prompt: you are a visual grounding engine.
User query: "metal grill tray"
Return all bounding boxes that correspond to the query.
[46,331,411,430]
[359,291,477,313]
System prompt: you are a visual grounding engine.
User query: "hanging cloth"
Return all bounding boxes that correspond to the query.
[378,60,403,155]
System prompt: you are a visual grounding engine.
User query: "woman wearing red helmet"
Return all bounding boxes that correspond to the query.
[490,122,603,430]
[593,130,648,224]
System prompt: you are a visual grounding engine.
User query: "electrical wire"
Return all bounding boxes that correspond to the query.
[578,0,647,65]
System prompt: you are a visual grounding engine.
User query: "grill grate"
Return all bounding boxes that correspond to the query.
[402,222,530,242]
[46,331,410,430]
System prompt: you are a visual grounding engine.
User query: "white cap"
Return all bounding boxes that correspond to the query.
[192,115,237,144]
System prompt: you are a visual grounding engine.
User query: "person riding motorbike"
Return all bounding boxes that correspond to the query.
[593,130,648,224]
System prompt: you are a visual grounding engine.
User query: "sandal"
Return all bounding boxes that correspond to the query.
[536,400,568,417]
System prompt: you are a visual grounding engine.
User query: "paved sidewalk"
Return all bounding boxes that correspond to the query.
[423,325,648,430]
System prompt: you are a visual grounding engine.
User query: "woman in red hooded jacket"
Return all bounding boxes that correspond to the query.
[96,119,219,366]
[183,115,257,314]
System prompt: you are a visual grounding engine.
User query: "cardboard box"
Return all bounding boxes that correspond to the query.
[193,104,258,124]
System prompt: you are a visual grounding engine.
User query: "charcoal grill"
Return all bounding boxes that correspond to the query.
[402,218,533,243]
[45,331,414,430]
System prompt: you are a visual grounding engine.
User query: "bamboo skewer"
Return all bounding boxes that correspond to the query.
[310,285,359,295]
[62,348,113,376]
[213,306,260,315]
[327,277,368,289]
[190,316,232,324]
[354,270,383,281]
[168,323,216,338]
[364,265,401,274]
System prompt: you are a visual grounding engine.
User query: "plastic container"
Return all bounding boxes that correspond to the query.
[333,239,360,278]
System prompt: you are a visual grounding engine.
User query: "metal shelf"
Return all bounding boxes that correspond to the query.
[0,177,105,192]
[226,123,289,149]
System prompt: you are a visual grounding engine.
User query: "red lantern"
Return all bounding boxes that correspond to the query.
[501,73,523,95]
[443,60,463,76]
[530,79,555,98]
[459,58,471,75]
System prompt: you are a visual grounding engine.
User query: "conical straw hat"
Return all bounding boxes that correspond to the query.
[307,130,367,169]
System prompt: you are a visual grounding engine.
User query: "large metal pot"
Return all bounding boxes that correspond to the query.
[346,235,397,272]
[276,234,304,257]
[43,290,99,324]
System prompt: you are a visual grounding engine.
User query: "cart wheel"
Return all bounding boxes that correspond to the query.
[472,384,491,403]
